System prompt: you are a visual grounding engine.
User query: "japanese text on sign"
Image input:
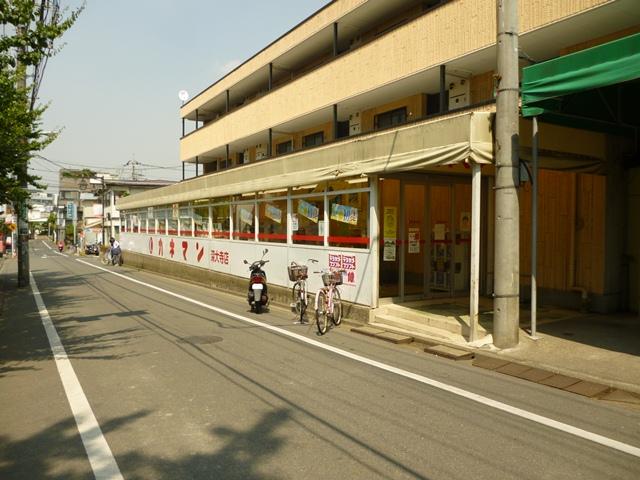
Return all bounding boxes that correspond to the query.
[210,250,229,265]
[328,253,356,285]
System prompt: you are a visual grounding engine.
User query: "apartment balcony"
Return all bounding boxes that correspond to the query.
[180,0,638,165]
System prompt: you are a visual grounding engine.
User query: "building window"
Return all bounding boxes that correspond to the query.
[276,140,293,155]
[194,205,210,237]
[179,205,192,236]
[156,209,167,235]
[211,204,230,239]
[328,191,370,249]
[302,131,324,148]
[233,203,255,241]
[139,212,148,234]
[258,199,287,243]
[167,217,178,235]
[292,196,324,246]
[374,107,407,130]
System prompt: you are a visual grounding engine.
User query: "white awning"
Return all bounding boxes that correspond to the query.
[118,111,493,210]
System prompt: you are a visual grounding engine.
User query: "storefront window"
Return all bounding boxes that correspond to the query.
[132,213,139,233]
[292,196,324,246]
[139,211,148,233]
[258,199,286,243]
[211,203,230,239]
[233,203,255,241]
[328,191,369,249]
[194,205,210,238]
[168,216,178,235]
[147,208,157,234]
[179,205,192,236]
[154,209,166,235]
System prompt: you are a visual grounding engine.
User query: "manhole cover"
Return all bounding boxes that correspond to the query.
[179,335,223,345]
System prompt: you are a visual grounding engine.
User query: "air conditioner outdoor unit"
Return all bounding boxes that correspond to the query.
[255,144,268,160]
[349,112,361,136]
[448,78,470,110]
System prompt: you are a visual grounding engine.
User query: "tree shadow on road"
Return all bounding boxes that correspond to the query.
[0,410,150,480]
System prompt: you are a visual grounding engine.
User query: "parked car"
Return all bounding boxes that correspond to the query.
[85,243,100,256]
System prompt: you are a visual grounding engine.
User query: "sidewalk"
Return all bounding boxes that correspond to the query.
[354,303,640,405]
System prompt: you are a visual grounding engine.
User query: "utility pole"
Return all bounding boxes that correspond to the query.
[493,0,520,348]
[16,29,30,288]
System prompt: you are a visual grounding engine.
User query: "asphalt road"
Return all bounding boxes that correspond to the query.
[1,240,639,479]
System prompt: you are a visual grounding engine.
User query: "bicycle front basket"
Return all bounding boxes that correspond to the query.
[322,271,343,286]
[288,264,308,281]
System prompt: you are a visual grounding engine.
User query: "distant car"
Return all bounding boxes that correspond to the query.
[85,243,100,256]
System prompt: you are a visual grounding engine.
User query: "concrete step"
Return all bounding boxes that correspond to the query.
[373,312,462,335]
[368,317,464,344]
[376,304,488,337]
[424,344,474,361]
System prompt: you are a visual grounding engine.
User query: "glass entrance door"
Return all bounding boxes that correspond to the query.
[429,184,453,295]
[379,179,400,298]
[403,183,426,296]
[378,177,475,300]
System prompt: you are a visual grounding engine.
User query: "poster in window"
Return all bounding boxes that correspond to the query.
[383,239,396,261]
[383,207,397,238]
[330,203,358,225]
[291,214,299,231]
[240,207,253,226]
[298,200,319,223]
[408,227,420,254]
[172,203,179,219]
[265,204,282,224]
[460,212,471,232]
[148,206,154,219]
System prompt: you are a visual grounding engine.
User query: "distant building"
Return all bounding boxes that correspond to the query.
[57,169,174,244]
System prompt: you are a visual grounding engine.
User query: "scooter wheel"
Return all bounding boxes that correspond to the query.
[255,302,262,314]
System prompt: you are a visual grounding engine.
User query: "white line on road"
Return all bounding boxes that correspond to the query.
[30,272,124,480]
[76,259,640,459]
[40,240,66,256]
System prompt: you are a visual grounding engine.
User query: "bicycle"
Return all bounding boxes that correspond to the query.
[288,259,318,324]
[101,248,123,266]
[314,269,344,335]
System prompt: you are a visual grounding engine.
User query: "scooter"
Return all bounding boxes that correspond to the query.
[244,248,269,314]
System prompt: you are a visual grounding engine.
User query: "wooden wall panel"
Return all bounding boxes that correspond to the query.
[521,170,606,294]
[470,70,495,105]
[576,174,605,293]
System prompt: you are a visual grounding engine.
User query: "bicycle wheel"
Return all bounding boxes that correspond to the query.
[100,253,110,265]
[331,288,343,326]
[315,289,329,335]
[299,282,307,322]
[292,282,303,315]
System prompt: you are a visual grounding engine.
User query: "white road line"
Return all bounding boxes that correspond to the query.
[76,259,640,459]
[40,240,66,256]
[30,272,123,480]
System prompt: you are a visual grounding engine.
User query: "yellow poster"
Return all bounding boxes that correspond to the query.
[383,207,397,238]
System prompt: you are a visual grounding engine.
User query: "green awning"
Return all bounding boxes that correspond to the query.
[521,32,640,134]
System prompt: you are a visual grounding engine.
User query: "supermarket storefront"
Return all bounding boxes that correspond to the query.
[119,112,493,308]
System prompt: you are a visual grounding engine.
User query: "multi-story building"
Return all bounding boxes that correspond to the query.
[118,0,640,341]
[102,178,176,240]
[27,189,57,233]
[57,169,174,244]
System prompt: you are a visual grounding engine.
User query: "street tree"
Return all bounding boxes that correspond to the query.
[0,0,83,204]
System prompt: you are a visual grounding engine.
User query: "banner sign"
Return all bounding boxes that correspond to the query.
[330,203,358,225]
[297,200,319,223]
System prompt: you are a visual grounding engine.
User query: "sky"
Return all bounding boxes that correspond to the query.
[34,0,328,191]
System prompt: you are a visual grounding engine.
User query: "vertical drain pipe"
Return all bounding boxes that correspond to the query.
[469,162,482,342]
[531,116,539,339]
